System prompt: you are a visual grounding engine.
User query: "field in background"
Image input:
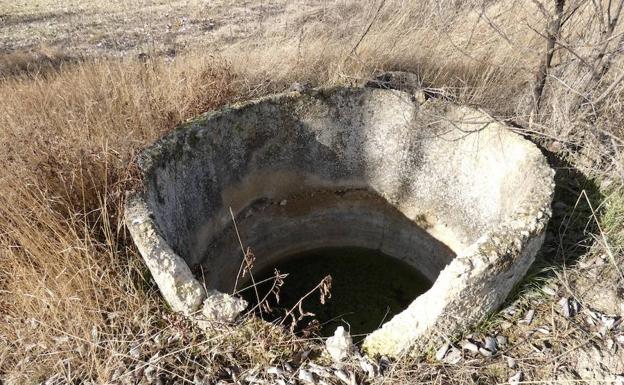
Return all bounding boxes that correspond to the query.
[1,0,624,383]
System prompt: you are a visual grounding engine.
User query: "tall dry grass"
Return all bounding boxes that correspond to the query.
[0,57,241,381]
[1,0,623,382]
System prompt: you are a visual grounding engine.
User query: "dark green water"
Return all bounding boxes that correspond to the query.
[241,247,432,338]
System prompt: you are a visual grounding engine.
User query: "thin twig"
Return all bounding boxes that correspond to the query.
[348,0,386,57]
[229,207,261,313]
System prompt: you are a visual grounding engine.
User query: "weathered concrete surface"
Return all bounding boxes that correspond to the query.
[125,86,554,356]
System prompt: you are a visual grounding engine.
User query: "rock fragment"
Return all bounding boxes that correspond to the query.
[357,356,379,379]
[325,326,353,362]
[435,343,451,361]
[266,366,285,376]
[460,340,479,353]
[379,355,391,370]
[484,336,498,353]
[559,297,572,318]
[298,369,316,384]
[334,369,355,385]
[307,363,331,379]
[443,348,462,364]
[201,290,247,323]
[509,371,523,385]
[479,347,493,357]
[559,297,581,318]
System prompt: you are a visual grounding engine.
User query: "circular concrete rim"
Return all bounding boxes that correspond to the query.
[125,86,555,357]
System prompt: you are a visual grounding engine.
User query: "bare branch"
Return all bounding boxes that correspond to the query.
[526,22,593,69]
[592,69,624,105]
[533,0,566,113]
[348,0,386,57]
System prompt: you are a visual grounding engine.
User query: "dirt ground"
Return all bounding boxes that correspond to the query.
[0,0,326,57]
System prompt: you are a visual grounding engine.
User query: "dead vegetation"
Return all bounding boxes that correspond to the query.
[1,0,624,383]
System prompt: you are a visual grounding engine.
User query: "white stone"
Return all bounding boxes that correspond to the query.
[200,290,247,323]
[509,371,523,385]
[298,369,316,384]
[435,343,451,361]
[443,348,462,364]
[325,326,353,362]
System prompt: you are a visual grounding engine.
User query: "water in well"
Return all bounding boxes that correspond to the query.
[241,247,432,338]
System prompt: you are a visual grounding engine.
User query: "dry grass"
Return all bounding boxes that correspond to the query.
[1,0,624,383]
[0,56,241,381]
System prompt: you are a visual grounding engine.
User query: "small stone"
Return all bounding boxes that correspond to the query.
[266,367,284,376]
[225,366,242,382]
[509,371,523,385]
[201,290,247,322]
[601,315,617,330]
[129,345,141,359]
[298,369,316,384]
[507,356,517,369]
[479,347,493,357]
[325,326,353,362]
[460,340,479,353]
[333,369,354,385]
[571,298,581,314]
[244,375,265,384]
[443,348,462,364]
[607,338,615,350]
[358,357,378,378]
[523,309,535,324]
[166,333,181,345]
[435,343,451,361]
[484,336,498,353]
[279,199,287,206]
[504,306,517,315]
[379,356,391,372]
[496,335,508,347]
[559,297,572,318]
[289,82,310,93]
[307,363,331,378]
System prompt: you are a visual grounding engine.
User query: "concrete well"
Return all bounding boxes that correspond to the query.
[125,86,554,357]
